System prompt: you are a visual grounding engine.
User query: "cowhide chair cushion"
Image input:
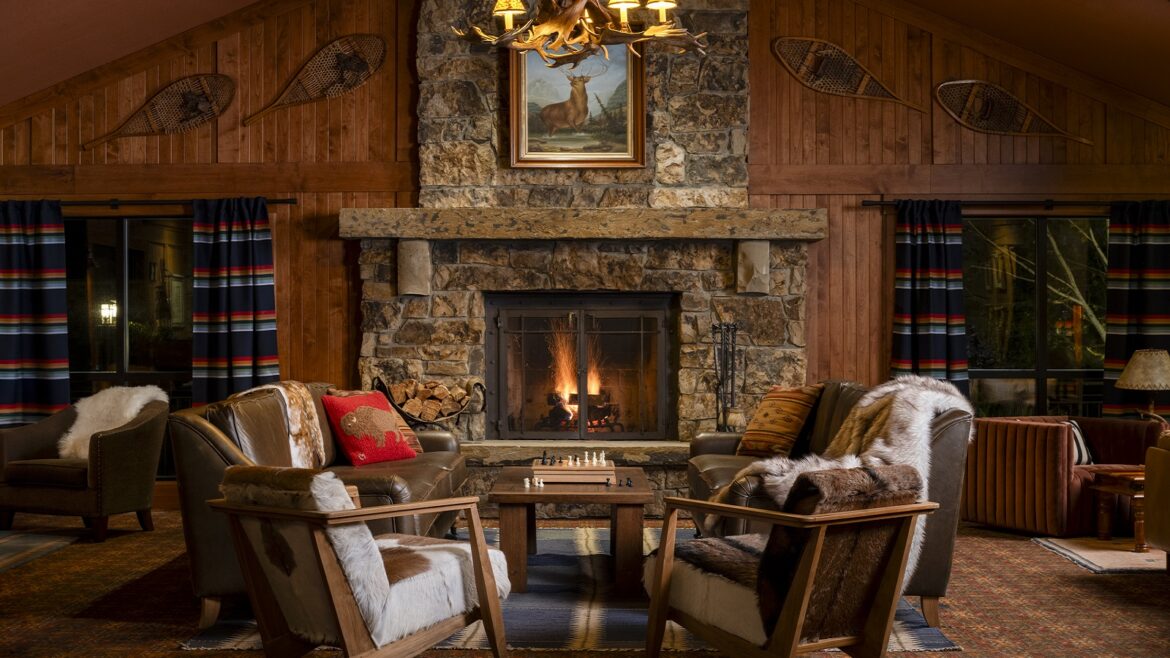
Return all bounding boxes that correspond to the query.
[221,466,510,648]
[643,464,922,646]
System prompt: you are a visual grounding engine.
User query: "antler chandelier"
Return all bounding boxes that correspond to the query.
[454,0,707,68]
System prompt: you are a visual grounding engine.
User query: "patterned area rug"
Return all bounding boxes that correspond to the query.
[1033,536,1168,573]
[0,530,76,573]
[183,527,958,652]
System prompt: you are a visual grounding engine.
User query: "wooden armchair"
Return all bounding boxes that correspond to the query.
[645,465,936,658]
[209,466,507,658]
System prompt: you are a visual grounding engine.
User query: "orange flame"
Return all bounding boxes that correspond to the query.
[547,321,601,421]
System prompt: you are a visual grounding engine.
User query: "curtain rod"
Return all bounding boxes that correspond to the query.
[860,199,1112,209]
[58,197,298,208]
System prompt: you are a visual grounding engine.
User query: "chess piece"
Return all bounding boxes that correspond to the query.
[600,451,606,466]
[626,477,633,487]
[605,478,611,487]
[617,479,623,487]
[524,477,531,488]
[541,450,548,465]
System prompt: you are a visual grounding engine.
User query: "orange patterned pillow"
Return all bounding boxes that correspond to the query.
[736,384,824,458]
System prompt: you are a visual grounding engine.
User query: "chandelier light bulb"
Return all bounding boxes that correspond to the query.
[608,0,640,26]
[646,0,676,24]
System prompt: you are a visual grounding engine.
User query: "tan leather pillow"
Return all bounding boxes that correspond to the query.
[736,384,824,458]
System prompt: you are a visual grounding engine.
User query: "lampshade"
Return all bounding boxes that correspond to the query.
[608,0,640,25]
[493,0,526,15]
[1115,349,1170,390]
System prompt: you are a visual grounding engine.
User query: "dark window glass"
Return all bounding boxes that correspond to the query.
[963,217,1107,417]
[63,217,194,478]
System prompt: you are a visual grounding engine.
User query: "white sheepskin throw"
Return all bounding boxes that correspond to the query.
[231,381,326,468]
[222,468,509,649]
[58,385,168,459]
[728,375,974,581]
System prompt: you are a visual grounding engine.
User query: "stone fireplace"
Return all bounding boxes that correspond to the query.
[337,0,829,515]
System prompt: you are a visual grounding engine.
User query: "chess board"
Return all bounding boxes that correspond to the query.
[530,458,617,484]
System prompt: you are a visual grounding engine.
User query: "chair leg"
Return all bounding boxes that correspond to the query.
[89,516,109,542]
[198,597,223,630]
[920,595,941,627]
[137,509,154,531]
[0,510,14,530]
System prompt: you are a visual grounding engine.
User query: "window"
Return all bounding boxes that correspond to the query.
[962,216,1107,416]
[64,217,193,474]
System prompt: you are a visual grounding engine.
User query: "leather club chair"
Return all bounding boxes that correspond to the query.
[168,382,468,629]
[686,380,974,628]
[962,415,1163,538]
[0,400,170,541]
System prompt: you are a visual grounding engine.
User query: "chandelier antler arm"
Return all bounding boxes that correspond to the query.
[452,19,535,47]
[596,24,707,55]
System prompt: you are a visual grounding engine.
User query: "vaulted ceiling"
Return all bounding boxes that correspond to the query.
[0,0,256,108]
[1,0,1169,110]
[902,0,1170,108]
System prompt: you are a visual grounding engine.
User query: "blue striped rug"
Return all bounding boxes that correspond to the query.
[0,530,76,573]
[183,527,959,652]
[439,527,959,652]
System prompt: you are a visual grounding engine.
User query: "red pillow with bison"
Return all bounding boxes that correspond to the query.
[321,392,417,466]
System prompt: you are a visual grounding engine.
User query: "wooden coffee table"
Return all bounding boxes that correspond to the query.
[1090,469,1147,553]
[488,466,653,595]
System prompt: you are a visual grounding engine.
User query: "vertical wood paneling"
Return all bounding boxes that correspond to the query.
[750,0,1170,385]
[0,0,418,388]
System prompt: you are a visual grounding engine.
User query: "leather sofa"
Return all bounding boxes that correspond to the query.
[687,380,974,627]
[1145,431,1170,568]
[168,382,467,627]
[963,415,1163,537]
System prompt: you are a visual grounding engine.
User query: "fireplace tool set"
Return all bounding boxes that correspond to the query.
[712,322,743,432]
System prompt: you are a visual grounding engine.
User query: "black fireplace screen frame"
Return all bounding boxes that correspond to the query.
[485,292,676,440]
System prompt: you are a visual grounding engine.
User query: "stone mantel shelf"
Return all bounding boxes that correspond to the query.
[339,207,828,241]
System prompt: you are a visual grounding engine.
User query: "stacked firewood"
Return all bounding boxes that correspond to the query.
[388,379,475,422]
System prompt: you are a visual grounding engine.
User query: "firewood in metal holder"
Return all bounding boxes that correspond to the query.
[712,322,742,432]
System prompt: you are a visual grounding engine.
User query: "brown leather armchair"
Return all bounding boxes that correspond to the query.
[168,382,468,629]
[0,400,170,541]
[1146,432,1170,569]
[686,381,974,628]
[962,415,1162,538]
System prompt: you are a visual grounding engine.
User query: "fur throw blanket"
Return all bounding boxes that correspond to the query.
[232,381,325,468]
[725,375,974,580]
[58,385,168,459]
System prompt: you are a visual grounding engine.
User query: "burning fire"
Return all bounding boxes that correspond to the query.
[548,324,600,420]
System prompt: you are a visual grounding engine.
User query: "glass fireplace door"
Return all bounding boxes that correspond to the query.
[486,294,673,440]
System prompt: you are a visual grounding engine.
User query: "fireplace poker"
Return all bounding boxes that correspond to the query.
[712,322,742,432]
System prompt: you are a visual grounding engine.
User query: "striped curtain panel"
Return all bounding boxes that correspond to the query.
[0,201,70,426]
[1103,200,1170,416]
[891,199,969,394]
[192,198,279,405]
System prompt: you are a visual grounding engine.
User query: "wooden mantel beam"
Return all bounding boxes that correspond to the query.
[339,207,828,241]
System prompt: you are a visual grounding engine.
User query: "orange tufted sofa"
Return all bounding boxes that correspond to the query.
[962,415,1163,537]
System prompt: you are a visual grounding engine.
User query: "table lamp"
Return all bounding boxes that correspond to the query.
[1114,348,1170,421]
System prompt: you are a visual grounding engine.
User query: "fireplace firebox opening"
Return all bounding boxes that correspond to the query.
[485,293,677,440]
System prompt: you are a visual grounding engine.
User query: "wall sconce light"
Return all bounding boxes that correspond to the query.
[99,301,118,326]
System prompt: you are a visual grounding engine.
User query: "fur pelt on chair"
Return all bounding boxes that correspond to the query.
[724,375,974,579]
[58,385,168,459]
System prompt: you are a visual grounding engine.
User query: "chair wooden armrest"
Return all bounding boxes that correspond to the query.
[207,495,483,526]
[210,494,507,657]
[647,496,936,658]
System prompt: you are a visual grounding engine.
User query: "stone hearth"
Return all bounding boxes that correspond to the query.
[337,0,829,516]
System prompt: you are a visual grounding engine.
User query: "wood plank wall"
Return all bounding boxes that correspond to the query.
[0,0,418,388]
[749,0,1170,386]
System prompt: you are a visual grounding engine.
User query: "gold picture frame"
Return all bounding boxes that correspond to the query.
[509,46,645,168]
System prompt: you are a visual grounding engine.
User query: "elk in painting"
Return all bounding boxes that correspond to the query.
[539,64,607,136]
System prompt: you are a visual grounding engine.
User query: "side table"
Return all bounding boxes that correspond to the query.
[488,466,653,596]
[1090,468,1147,553]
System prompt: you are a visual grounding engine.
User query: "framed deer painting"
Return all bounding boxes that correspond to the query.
[509,46,645,168]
